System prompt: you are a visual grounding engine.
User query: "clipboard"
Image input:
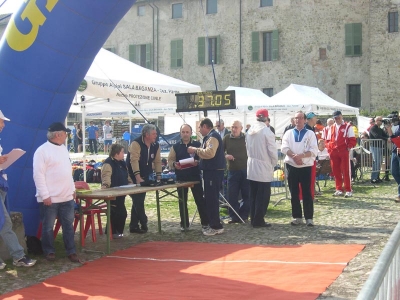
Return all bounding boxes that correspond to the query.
[0,149,26,170]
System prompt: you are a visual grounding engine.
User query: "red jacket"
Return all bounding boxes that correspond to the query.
[325,122,357,152]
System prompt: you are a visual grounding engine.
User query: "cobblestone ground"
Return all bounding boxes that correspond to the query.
[0,180,399,299]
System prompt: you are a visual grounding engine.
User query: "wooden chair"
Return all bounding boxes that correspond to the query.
[74,181,110,246]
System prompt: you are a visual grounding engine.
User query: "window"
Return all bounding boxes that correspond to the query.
[262,88,274,97]
[171,39,183,68]
[345,23,362,56]
[260,0,273,7]
[252,30,279,62]
[389,11,398,33]
[347,84,361,107]
[129,44,152,69]
[198,36,220,65]
[138,5,145,16]
[319,48,327,60]
[172,3,183,19]
[206,0,217,14]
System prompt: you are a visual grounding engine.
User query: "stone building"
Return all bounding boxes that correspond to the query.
[102,0,400,113]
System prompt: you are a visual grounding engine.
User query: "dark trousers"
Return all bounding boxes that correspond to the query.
[129,192,147,229]
[227,169,250,221]
[177,183,209,228]
[110,195,127,234]
[73,138,79,153]
[287,164,313,220]
[89,138,97,154]
[203,170,224,230]
[249,180,271,226]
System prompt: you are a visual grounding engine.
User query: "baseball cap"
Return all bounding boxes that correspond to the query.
[306,112,317,119]
[48,122,71,132]
[256,108,269,118]
[332,110,342,118]
[0,110,10,121]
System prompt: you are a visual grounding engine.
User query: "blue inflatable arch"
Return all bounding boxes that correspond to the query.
[0,0,136,235]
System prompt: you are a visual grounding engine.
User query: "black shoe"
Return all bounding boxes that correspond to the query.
[383,175,390,182]
[253,223,271,228]
[141,225,148,233]
[130,228,145,234]
[377,178,383,183]
[371,179,380,184]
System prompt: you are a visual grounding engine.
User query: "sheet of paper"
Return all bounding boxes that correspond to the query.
[0,148,26,170]
[179,157,194,165]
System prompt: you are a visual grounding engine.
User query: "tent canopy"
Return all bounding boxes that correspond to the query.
[70,48,201,114]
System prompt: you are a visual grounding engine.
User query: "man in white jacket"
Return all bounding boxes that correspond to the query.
[245,108,278,228]
[33,122,81,263]
[281,111,318,226]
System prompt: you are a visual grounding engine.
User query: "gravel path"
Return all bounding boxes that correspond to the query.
[0,180,399,299]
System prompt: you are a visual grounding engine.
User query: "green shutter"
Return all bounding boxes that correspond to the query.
[353,23,362,56]
[145,43,152,69]
[216,35,221,64]
[272,30,279,61]
[171,40,177,68]
[177,39,183,67]
[251,32,259,62]
[198,37,205,65]
[129,45,136,63]
[345,24,353,56]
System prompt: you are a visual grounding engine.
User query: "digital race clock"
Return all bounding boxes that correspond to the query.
[175,90,236,113]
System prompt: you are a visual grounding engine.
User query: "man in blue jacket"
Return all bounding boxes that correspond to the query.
[188,118,225,236]
[86,121,99,155]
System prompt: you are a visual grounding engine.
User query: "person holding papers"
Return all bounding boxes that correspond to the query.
[101,144,133,238]
[0,110,36,269]
[168,124,208,231]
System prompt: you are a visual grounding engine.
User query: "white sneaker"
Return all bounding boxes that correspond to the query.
[0,262,6,269]
[344,191,353,198]
[306,219,314,226]
[202,227,224,236]
[332,190,343,197]
[290,218,304,225]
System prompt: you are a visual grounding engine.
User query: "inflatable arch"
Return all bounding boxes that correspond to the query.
[0,0,136,235]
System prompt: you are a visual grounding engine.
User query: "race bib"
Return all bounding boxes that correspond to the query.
[106,133,112,139]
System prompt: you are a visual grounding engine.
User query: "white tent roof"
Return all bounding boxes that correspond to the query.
[268,84,359,115]
[70,48,201,114]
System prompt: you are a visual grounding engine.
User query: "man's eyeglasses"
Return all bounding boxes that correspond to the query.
[216,125,220,127]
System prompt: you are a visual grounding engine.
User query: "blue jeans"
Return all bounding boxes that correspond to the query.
[39,200,76,256]
[391,153,400,196]
[227,169,250,221]
[370,146,383,180]
[0,190,25,262]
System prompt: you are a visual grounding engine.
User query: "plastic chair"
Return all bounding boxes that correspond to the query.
[75,181,110,246]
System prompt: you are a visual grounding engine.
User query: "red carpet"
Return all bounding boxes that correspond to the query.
[2,242,364,300]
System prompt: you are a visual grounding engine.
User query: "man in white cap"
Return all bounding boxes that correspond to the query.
[245,108,278,228]
[0,110,36,269]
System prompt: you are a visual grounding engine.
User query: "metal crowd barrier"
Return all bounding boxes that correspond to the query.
[357,221,400,300]
[351,139,392,181]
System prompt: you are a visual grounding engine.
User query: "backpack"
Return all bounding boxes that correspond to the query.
[86,169,94,183]
[26,236,43,255]
[73,169,84,182]
[93,169,102,183]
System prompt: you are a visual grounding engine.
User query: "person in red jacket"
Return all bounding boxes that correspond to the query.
[325,111,357,197]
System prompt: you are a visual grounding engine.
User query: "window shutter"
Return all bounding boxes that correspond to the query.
[272,30,279,61]
[353,23,362,56]
[251,32,259,62]
[171,40,177,68]
[129,45,136,63]
[395,12,398,32]
[345,24,353,56]
[177,39,183,67]
[145,43,152,69]
[216,35,221,64]
[198,37,205,65]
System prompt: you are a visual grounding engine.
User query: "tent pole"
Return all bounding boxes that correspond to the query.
[82,104,87,181]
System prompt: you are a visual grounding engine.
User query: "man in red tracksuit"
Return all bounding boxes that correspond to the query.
[325,111,357,198]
